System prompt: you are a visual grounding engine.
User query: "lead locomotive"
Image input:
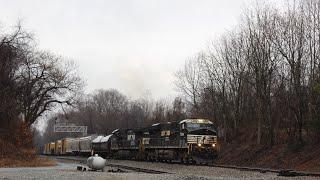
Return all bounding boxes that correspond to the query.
[93,119,219,164]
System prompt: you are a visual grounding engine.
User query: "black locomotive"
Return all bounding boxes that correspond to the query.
[92,119,219,163]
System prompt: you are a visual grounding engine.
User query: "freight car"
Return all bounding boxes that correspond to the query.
[54,140,62,155]
[61,138,80,155]
[43,135,96,156]
[44,142,55,155]
[78,136,95,155]
[92,134,113,156]
[92,119,219,164]
[44,143,49,154]
[61,138,71,155]
[43,141,66,155]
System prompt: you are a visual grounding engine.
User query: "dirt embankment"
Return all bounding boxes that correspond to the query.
[217,139,320,172]
[0,156,56,168]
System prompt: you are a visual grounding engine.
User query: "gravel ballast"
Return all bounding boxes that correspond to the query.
[0,158,319,180]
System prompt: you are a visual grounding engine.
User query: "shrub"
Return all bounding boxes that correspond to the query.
[0,122,35,160]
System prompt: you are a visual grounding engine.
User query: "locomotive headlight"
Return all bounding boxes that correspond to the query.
[198,143,202,147]
[212,143,216,148]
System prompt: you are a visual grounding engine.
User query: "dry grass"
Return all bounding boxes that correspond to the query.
[0,156,56,168]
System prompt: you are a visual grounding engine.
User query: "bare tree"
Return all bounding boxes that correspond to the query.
[271,1,308,143]
[175,56,203,114]
[0,24,31,129]
[17,52,82,127]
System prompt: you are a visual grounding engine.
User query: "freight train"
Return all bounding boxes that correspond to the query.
[43,119,219,163]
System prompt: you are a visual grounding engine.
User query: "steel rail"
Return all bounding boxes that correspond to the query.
[105,163,168,174]
[208,164,320,177]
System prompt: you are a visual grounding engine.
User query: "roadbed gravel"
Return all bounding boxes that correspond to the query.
[0,157,319,180]
[106,159,320,180]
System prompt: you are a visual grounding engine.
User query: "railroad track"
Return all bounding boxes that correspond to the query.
[54,156,87,163]
[53,156,320,177]
[209,164,320,177]
[167,159,320,177]
[155,160,320,177]
[105,163,168,174]
[54,156,168,174]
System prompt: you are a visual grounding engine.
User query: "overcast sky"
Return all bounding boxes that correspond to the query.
[0,0,277,99]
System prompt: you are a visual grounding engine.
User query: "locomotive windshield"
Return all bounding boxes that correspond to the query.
[186,123,216,132]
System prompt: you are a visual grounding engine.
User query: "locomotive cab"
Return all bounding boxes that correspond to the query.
[179,119,218,162]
